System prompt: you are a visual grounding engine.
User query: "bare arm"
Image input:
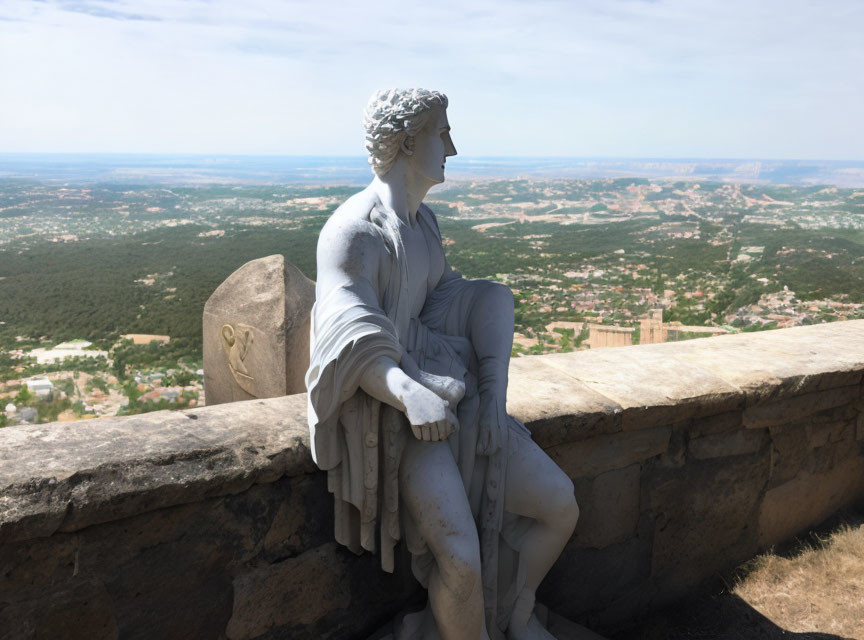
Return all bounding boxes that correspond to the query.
[317,215,456,441]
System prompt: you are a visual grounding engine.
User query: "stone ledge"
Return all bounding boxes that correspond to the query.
[2,320,864,545]
[0,394,313,543]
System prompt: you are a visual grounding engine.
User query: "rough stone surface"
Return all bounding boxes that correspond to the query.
[203,255,315,405]
[645,450,770,591]
[758,455,864,547]
[547,427,671,479]
[572,464,641,549]
[688,427,768,460]
[655,321,864,404]
[507,356,622,447]
[0,394,313,543]
[742,384,859,428]
[2,321,864,638]
[542,347,743,430]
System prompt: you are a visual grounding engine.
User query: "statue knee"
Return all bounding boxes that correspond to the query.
[546,477,579,535]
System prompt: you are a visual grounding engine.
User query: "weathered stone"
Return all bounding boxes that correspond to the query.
[203,255,315,405]
[646,451,769,585]
[507,356,623,448]
[572,464,640,549]
[542,347,742,431]
[768,423,810,487]
[656,321,864,404]
[742,385,859,429]
[226,543,353,639]
[547,426,671,479]
[690,411,743,437]
[540,534,652,620]
[0,579,119,640]
[0,394,313,543]
[806,419,854,449]
[758,455,864,547]
[858,411,864,441]
[688,428,768,460]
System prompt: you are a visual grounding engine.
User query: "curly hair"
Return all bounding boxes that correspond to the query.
[363,88,449,177]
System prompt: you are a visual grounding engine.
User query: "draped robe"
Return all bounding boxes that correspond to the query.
[305,201,533,637]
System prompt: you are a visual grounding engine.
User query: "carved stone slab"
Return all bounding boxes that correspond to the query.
[203,255,315,405]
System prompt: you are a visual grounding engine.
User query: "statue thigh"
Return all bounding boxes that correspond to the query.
[399,437,482,577]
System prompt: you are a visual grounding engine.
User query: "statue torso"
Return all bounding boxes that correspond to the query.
[398,209,446,319]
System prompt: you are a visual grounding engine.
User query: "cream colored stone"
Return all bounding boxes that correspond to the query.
[757,456,864,548]
[742,385,859,429]
[542,348,742,430]
[203,255,314,405]
[507,356,622,448]
[655,321,864,403]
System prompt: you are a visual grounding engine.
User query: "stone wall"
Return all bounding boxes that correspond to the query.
[2,321,864,639]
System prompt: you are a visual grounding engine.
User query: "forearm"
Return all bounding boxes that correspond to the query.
[359,355,420,413]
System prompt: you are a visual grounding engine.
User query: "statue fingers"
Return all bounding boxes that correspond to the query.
[410,423,423,440]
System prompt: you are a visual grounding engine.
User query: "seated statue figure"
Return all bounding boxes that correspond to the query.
[305,88,579,640]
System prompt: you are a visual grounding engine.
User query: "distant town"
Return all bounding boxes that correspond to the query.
[3,173,864,424]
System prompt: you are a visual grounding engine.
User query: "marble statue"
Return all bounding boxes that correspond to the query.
[305,89,579,640]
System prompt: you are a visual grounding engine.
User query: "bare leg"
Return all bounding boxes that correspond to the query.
[464,282,514,453]
[400,438,490,640]
[503,439,579,639]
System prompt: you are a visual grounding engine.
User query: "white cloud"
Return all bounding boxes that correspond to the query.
[0,0,862,158]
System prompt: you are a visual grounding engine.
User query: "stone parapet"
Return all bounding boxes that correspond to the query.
[2,321,864,638]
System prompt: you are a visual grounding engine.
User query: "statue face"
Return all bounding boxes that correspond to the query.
[409,108,457,184]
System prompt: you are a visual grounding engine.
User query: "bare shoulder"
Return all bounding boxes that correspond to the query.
[317,189,385,278]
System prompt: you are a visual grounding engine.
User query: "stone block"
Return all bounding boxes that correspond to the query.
[768,423,810,488]
[542,348,742,431]
[690,411,743,438]
[226,542,410,640]
[742,385,859,429]
[688,428,768,460]
[646,451,769,583]
[654,321,864,404]
[203,255,314,405]
[758,455,864,548]
[540,535,652,620]
[0,394,314,543]
[572,464,640,549]
[507,356,622,448]
[858,411,864,441]
[547,427,671,479]
[806,419,854,449]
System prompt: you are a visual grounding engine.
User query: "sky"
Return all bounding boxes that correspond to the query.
[0,0,862,159]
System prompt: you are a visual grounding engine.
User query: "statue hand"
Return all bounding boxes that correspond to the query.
[403,384,459,442]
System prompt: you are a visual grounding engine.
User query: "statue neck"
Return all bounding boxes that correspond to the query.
[370,158,437,227]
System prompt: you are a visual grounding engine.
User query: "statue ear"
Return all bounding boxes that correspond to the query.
[400,135,415,156]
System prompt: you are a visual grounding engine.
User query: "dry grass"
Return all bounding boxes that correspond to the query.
[733,523,864,638]
[615,514,864,639]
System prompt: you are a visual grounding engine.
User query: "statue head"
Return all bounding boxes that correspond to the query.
[363,88,457,180]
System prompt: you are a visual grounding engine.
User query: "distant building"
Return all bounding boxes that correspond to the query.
[25,377,54,399]
[27,340,108,364]
[121,334,171,345]
[639,309,730,345]
[587,324,635,349]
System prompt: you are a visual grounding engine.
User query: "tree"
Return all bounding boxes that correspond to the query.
[14,386,32,406]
